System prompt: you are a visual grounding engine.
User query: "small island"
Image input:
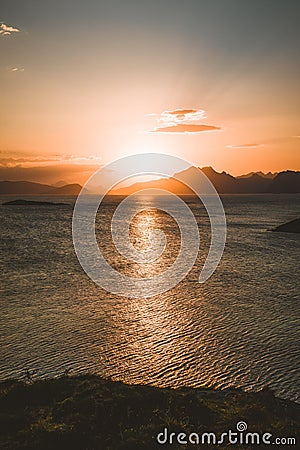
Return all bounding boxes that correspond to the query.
[273,218,300,233]
[2,199,69,207]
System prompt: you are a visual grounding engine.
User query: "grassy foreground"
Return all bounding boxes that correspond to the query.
[0,375,299,449]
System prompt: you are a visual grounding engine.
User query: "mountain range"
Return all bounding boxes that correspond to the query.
[0,168,299,195]
[0,181,83,195]
[111,167,300,195]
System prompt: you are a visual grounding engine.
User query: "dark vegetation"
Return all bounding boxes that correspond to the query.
[0,375,299,449]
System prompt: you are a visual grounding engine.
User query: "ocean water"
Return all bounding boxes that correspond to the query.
[0,194,299,402]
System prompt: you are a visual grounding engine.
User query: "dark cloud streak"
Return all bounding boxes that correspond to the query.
[0,164,100,184]
[152,124,220,133]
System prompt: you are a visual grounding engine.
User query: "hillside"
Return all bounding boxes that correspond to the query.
[44,184,83,195]
[237,171,277,179]
[269,171,300,193]
[1,169,299,196]
[0,375,298,449]
[0,181,84,195]
[111,167,300,195]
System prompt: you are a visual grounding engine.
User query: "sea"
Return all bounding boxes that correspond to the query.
[1,194,299,402]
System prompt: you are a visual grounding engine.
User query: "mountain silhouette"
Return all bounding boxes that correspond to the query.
[45,184,84,195]
[268,171,300,193]
[236,173,271,193]
[111,167,300,195]
[237,171,277,179]
[0,181,84,195]
[0,169,299,195]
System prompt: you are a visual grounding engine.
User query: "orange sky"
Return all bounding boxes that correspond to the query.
[1,1,299,184]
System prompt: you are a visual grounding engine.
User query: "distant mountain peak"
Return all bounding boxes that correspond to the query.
[200,166,218,174]
[0,180,84,195]
[237,171,277,179]
[1,168,299,195]
[52,180,68,187]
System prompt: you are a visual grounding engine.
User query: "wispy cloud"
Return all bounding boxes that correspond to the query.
[159,108,207,124]
[0,23,20,36]
[0,152,102,168]
[227,135,300,149]
[150,108,220,133]
[10,67,25,72]
[0,152,102,184]
[154,124,220,133]
[227,143,263,149]
[0,164,100,185]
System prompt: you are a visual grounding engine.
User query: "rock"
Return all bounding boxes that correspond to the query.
[273,218,300,233]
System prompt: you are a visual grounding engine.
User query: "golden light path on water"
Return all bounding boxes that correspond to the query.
[0,194,299,403]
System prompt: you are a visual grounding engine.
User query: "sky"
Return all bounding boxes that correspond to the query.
[1,0,299,184]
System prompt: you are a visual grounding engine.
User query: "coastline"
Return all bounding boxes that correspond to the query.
[1,375,299,449]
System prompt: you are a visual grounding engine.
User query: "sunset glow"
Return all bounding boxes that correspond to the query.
[1,1,299,184]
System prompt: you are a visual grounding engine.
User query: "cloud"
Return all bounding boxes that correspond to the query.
[153,124,220,133]
[0,23,20,36]
[0,157,59,167]
[168,109,197,116]
[227,136,300,149]
[159,108,206,125]
[0,164,101,185]
[227,143,263,149]
[11,67,25,72]
[149,107,220,133]
[0,153,102,168]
